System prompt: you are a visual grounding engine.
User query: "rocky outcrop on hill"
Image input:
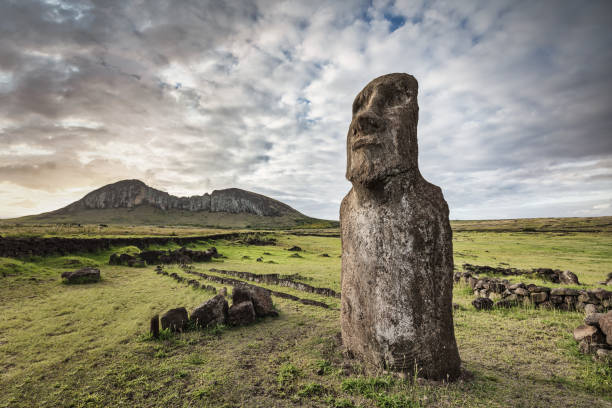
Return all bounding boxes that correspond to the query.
[56,179,300,217]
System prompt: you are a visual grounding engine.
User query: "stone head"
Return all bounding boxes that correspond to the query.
[346,73,419,187]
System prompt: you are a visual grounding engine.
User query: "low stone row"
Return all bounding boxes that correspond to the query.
[456,272,612,312]
[155,265,218,293]
[151,283,279,336]
[180,266,331,309]
[573,310,612,360]
[209,268,341,298]
[461,263,580,285]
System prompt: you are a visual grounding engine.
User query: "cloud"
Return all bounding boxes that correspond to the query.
[0,0,611,219]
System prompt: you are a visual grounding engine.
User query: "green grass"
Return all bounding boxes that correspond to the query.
[1,219,611,407]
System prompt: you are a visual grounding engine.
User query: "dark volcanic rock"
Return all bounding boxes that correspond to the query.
[250,286,278,317]
[340,73,460,380]
[232,286,253,305]
[161,307,188,332]
[472,297,494,310]
[61,267,100,284]
[228,301,256,326]
[190,295,228,327]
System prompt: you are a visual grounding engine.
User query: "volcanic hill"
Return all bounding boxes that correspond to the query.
[10,179,329,228]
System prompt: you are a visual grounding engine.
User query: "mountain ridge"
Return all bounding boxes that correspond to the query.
[7,180,332,228]
[56,179,300,217]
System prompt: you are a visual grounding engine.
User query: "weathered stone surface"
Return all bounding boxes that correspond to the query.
[61,267,100,284]
[600,312,612,345]
[584,303,597,316]
[573,324,604,343]
[584,313,604,327]
[161,307,188,332]
[596,348,612,359]
[559,270,580,285]
[340,73,460,380]
[530,292,548,303]
[472,297,494,310]
[190,295,228,327]
[514,288,529,297]
[249,286,278,317]
[232,285,253,305]
[228,301,256,326]
[551,288,579,296]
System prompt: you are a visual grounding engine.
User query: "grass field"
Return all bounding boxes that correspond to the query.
[1,219,611,407]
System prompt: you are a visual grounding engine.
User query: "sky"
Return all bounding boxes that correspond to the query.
[0,0,611,220]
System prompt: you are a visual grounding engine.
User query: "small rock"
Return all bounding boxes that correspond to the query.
[320,253,330,257]
[228,301,256,326]
[452,303,461,310]
[256,257,263,262]
[573,324,605,343]
[161,307,188,332]
[472,297,494,311]
[508,283,525,291]
[219,287,228,297]
[530,292,548,303]
[190,295,228,328]
[288,246,302,252]
[560,270,580,285]
[514,288,529,297]
[596,348,612,360]
[61,267,101,284]
[584,304,597,316]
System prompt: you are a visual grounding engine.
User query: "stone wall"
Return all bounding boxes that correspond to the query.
[455,271,612,312]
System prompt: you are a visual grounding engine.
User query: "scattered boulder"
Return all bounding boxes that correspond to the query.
[320,253,330,257]
[161,307,188,332]
[472,297,494,311]
[61,267,101,284]
[289,253,303,258]
[560,270,580,285]
[228,301,256,326]
[190,295,228,328]
[256,257,263,262]
[288,246,302,252]
[250,286,278,317]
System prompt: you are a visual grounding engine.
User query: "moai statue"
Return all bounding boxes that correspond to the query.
[340,73,461,380]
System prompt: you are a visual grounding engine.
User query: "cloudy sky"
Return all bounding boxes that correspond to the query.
[1,0,611,220]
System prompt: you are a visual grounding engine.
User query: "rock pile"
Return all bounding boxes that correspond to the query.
[60,267,101,284]
[462,264,580,285]
[152,285,278,334]
[455,272,612,312]
[574,310,612,359]
[109,247,219,266]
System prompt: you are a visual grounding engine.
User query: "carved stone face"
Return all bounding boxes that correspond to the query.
[346,73,419,187]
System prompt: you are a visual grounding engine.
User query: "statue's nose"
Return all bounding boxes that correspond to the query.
[354,112,384,134]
